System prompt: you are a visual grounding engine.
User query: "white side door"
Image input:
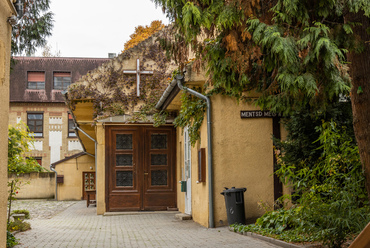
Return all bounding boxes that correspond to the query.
[184,127,192,215]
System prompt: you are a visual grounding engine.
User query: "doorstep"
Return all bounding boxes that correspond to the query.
[175,213,192,220]
[103,211,180,216]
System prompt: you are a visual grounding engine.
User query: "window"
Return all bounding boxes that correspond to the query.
[35,157,42,166]
[27,113,43,137]
[27,72,45,89]
[53,72,71,90]
[68,114,76,137]
[26,157,42,166]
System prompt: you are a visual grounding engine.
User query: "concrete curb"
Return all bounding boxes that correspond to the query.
[229,227,315,248]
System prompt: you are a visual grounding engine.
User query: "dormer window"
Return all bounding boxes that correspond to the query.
[54,72,71,90]
[27,72,45,89]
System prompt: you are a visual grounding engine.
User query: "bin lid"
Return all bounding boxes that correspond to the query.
[220,187,247,195]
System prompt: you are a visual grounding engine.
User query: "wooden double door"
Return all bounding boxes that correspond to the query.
[106,126,176,211]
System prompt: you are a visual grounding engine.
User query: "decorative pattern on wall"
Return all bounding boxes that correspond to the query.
[32,141,43,151]
[68,140,83,151]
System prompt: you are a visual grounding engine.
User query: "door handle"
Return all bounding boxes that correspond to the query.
[144,172,149,175]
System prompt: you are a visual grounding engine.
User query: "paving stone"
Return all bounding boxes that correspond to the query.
[13,200,280,248]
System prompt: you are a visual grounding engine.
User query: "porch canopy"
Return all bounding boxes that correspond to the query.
[66,99,96,155]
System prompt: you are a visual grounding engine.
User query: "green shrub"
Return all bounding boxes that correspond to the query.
[255,208,302,233]
[6,230,18,248]
[8,220,31,232]
[234,120,370,248]
[12,209,30,219]
[284,121,369,247]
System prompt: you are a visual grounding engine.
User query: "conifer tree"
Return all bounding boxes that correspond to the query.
[11,0,54,56]
[152,0,370,201]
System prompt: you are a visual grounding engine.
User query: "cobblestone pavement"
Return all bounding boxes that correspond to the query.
[14,200,280,248]
[11,199,77,219]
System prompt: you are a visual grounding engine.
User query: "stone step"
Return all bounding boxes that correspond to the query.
[175,213,192,220]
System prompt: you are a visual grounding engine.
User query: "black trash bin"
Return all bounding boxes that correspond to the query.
[221,187,247,225]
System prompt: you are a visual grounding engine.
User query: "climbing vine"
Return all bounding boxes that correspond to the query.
[173,88,207,146]
[65,28,177,123]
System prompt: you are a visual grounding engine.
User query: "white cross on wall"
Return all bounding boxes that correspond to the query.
[123,58,153,96]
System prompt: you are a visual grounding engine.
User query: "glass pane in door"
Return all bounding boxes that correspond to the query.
[151,170,167,186]
[151,154,167,165]
[116,134,133,150]
[151,134,167,149]
[116,171,133,186]
[116,154,133,166]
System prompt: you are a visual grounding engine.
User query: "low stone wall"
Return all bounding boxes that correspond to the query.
[8,172,55,199]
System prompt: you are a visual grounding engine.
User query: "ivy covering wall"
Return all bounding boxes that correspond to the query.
[65,26,177,123]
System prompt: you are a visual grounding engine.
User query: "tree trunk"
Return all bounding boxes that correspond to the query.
[346,12,370,202]
[7,181,13,225]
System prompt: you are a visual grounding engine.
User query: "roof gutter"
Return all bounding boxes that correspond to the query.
[155,78,178,109]
[175,74,214,228]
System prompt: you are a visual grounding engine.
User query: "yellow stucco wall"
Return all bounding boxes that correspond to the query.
[55,155,95,200]
[188,117,209,227]
[8,173,55,199]
[176,128,210,227]
[213,95,276,226]
[176,94,280,227]
[96,123,105,214]
[1,0,15,246]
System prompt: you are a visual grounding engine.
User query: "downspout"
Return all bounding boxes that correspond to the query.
[75,126,97,172]
[176,74,214,228]
[50,164,57,200]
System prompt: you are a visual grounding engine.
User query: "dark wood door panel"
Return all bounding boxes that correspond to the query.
[109,194,141,211]
[143,127,176,209]
[106,125,176,212]
[144,192,177,210]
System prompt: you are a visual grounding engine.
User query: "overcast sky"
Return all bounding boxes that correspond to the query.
[35,0,170,58]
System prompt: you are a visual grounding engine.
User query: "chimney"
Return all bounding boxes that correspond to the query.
[108,53,116,59]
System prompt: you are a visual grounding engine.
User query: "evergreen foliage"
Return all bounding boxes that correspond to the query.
[11,0,54,56]
[152,0,370,206]
[152,0,369,112]
[275,102,353,180]
[150,3,370,242]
